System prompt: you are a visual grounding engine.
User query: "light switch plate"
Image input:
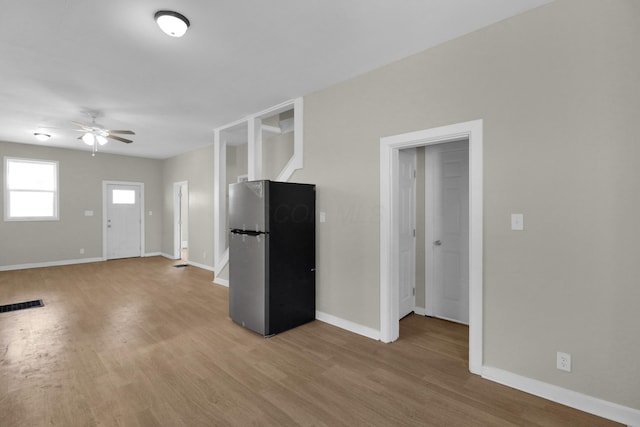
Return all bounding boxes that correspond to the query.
[319,212,326,223]
[511,213,524,231]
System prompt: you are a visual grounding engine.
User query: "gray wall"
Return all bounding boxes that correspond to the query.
[293,0,639,409]
[162,144,214,268]
[0,141,163,266]
[262,131,294,180]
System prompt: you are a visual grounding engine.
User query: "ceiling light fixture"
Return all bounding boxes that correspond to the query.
[34,132,51,142]
[82,131,108,157]
[82,131,108,146]
[155,10,190,37]
[82,132,95,146]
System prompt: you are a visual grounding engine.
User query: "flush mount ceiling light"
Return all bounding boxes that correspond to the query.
[34,132,51,141]
[155,10,190,37]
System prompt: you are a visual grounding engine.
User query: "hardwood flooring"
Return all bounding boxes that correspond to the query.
[0,257,621,426]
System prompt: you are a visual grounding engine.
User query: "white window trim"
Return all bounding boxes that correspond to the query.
[4,156,60,222]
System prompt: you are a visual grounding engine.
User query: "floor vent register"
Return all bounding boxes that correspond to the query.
[0,299,44,313]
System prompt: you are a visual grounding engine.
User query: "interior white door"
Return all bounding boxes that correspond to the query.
[398,148,416,319]
[180,183,189,261]
[106,183,142,259]
[426,141,469,324]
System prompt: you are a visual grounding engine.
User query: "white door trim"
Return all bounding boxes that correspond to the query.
[102,181,145,260]
[173,181,188,260]
[379,119,483,375]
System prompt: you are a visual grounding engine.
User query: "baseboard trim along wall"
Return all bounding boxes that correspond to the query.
[482,366,640,427]
[160,252,178,260]
[186,260,215,272]
[0,257,104,272]
[1,254,216,273]
[160,253,215,273]
[213,278,229,287]
[315,311,380,341]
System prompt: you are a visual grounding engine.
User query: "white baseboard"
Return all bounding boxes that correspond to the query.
[213,278,229,287]
[159,254,216,273]
[413,307,427,316]
[144,252,164,257]
[160,252,178,260]
[185,260,215,272]
[482,366,640,427]
[0,257,104,272]
[315,311,380,341]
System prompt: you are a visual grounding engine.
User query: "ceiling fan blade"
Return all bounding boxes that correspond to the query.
[108,134,133,144]
[71,121,92,129]
[107,130,135,135]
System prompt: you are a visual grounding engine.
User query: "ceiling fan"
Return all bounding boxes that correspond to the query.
[72,113,135,156]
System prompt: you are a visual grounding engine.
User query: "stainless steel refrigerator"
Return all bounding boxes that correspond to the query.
[228,180,315,336]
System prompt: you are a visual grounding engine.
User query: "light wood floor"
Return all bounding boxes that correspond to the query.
[0,257,620,426]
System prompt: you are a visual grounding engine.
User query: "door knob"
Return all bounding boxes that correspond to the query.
[434,240,442,246]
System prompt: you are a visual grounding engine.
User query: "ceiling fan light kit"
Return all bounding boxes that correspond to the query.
[72,113,135,156]
[155,10,190,37]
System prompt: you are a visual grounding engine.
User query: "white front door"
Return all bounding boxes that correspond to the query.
[398,148,416,319]
[426,141,469,324]
[106,183,142,259]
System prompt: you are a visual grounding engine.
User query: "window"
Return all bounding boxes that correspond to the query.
[112,189,136,204]
[4,157,59,221]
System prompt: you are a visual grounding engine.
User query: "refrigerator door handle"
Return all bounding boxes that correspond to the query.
[230,229,266,237]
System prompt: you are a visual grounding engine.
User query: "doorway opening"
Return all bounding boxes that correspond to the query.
[380,119,483,375]
[173,181,189,262]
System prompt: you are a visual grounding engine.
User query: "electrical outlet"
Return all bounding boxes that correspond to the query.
[511,213,524,231]
[557,351,571,372]
[79,248,85,254]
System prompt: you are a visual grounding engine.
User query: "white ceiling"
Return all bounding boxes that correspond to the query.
[0,0,552,159]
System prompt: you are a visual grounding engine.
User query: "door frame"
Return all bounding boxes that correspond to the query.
[102,181,145,260]
[379,119,483,375]
[173,181,189,260]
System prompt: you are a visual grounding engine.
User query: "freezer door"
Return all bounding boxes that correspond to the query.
[229,231,267,335]
[229,180,268,232]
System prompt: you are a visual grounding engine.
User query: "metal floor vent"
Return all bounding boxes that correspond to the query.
[174,264,188,268]
[0,299,44,313]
